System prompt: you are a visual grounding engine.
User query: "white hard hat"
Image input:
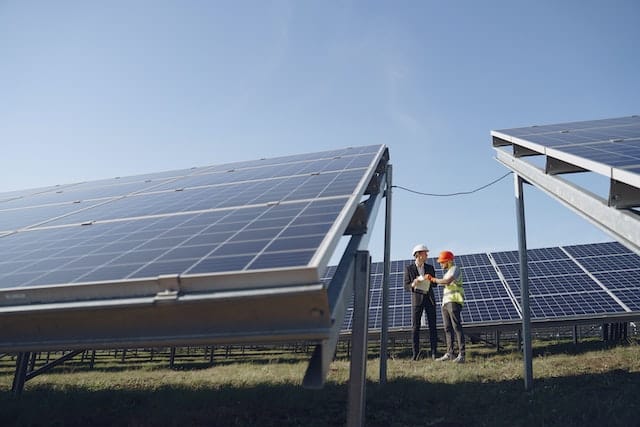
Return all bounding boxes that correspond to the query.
[412,244,429,257]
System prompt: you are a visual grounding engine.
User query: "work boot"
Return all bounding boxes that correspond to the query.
[437,353,452,362]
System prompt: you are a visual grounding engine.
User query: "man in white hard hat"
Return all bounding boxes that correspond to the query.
[404,244,438,360]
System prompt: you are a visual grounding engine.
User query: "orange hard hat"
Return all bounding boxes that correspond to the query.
[437,250,454,263]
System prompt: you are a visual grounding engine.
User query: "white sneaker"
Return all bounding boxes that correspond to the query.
[437,354,452,362]
[453,355,465,363]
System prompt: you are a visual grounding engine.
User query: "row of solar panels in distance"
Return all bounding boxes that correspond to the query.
[327,241,640,331]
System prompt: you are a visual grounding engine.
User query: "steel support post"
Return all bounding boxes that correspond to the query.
[169,347,176,369]
[380,164,392,384]
[11,352,31,396]
[515,175,533,391]
[347,251,371,427]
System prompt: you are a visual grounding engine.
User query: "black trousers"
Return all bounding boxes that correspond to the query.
[412,297,438,358]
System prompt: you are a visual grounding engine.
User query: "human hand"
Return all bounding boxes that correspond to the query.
[425,274,436,283]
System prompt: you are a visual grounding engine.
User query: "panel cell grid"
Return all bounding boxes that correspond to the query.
[495,260,584,280]
[572,254,640,274]
[456,253,492,267]
[490,251,519,264]
[463,280,510,301]
[389,304,412,329]
[462,265,500,283]
[461,299,520,323]
[0,196,350,289]
[612,288,640,311]
[506,274,602,298]
[593,270,640,290]
[529,292,625,319]
[564,241,630,258]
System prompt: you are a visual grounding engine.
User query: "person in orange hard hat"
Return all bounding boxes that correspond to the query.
[404,244,438,360]
[426,250,465,363]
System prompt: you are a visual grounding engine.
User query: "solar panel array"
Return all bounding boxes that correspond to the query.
[0,145,387,307]
[492,115,640,194]
[332,241,640,333]
[493,116,640,168]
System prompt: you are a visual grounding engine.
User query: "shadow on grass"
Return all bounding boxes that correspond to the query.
[2,370,639,427]
[531,338,629,357]
[0,354,315,376]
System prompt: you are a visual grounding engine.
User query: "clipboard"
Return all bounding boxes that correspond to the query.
[414,276,431,294]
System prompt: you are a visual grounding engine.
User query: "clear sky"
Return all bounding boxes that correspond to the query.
[1,1,638,263]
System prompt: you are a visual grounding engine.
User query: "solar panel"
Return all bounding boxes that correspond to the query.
[492,115,640,207]
[0,145,386,307]
[494,116,640,146]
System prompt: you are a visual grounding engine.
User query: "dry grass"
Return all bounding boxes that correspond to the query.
[1,338,639,426]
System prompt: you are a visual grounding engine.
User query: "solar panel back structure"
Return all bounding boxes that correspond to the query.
[0,145,390,358]
[492,115,640,253]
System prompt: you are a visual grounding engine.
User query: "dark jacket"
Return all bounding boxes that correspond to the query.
[404,262,437,307]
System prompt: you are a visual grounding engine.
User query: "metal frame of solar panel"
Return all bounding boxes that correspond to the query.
[334,241,640,337]
[0,145,390,353]
[491,115,640,254]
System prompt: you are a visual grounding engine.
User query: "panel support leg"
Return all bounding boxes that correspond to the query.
[12,352,31,396]
[380,164,392,384]
[347,251,371,427]
[515,174,533,391]
[170,347,176,369]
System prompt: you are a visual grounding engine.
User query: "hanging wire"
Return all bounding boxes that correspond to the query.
[392,171,513,197]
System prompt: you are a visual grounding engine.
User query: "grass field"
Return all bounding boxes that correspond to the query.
[1,337,639,426]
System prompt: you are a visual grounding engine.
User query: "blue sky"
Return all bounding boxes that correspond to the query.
[1,1,638,262]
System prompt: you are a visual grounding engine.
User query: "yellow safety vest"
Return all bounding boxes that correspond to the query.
[442,266,464,306]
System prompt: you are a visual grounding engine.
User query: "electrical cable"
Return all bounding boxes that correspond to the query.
[392,171,513,197]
